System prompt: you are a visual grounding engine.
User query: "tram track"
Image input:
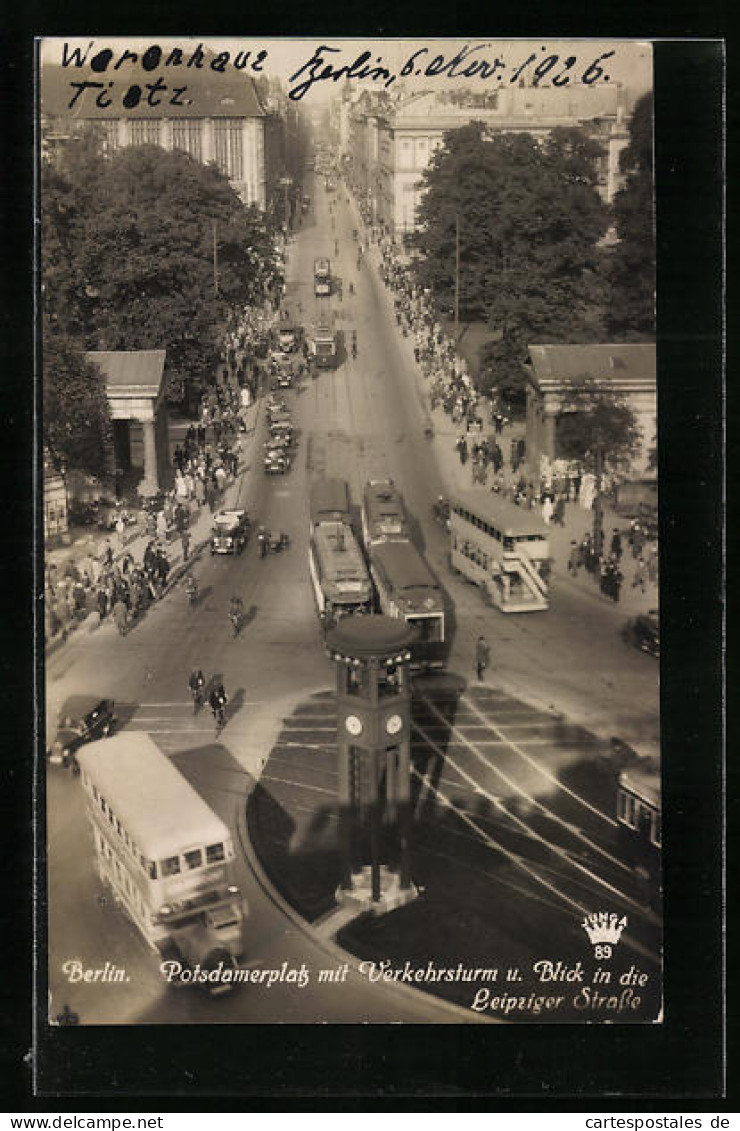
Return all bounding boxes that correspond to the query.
[419,695,628,869]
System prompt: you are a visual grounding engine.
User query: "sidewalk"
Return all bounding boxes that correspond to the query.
[364,236,658,620]
[45,398,263,657]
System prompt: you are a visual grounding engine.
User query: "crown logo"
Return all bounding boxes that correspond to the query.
[582,912,628,946]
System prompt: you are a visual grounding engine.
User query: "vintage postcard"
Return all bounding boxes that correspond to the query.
[39,36,665,1030]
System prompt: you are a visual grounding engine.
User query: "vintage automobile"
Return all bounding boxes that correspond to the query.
[277,323,301,353]
[210,510,250,555]
[264,448,291,475]
[47,695,116,768]
[274,369,294,391]
[266,395,288,416]
[621,609,660,658]
[269,412,293,436]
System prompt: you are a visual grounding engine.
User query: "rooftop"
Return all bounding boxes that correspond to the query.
[326,614,419,657]
[42,62,265,121]
[527,344,656,390]
[86,350,166,398]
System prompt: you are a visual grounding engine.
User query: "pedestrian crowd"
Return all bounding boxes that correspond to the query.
[44,301,275,646]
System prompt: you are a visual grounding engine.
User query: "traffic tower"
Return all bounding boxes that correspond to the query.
[325,615,419,915]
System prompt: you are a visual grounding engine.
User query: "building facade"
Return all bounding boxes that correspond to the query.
[41,63,271,208]
[347,84,632,237]
[524,343,657,477]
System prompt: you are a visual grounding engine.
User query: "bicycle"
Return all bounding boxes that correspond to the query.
[210,691,228,734]
[189,671,206,714]
[229,598,244,638]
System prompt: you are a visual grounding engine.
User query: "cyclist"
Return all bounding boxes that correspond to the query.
[209,683,228,730]
[188,669,206,712]
[229,594,244,637]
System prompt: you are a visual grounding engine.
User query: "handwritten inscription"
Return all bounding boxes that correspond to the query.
[56,39,617,111]
[288,43,615,101]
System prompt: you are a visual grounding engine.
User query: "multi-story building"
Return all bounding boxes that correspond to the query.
[347,84,633,237]
[41,61,274,208]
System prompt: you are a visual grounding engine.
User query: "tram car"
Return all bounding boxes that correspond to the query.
[617,757,662,901]
[361,479,410,547]
[309,519,373,627]
[310,477,352,534]
[368,539,446,669]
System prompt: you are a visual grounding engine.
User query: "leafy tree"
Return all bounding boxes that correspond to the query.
[411,123,610,409]
[607,94,655,338]
[43,331,114,483]
[555,376,641,473]
[41,141,279,406]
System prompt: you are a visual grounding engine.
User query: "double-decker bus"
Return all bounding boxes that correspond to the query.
[309,519,373,626]
[368,539,446,669]
[617,759,661,905]
[310,477,352,533]
[449,493,550,613]
[314,257,331,297]
[361,479,409,547]
[77,733,246,994]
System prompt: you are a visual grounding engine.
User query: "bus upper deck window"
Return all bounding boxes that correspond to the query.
[504,537,514,551]
[206,843,226,864]
[184,848,203,871]
[162,855,181,877]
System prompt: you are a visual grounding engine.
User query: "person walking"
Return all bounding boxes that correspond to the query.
[568,541,582,576]
[475,635,491,681]
[180,529,191,561]
[632,557,647,593]
[113,596,128,636]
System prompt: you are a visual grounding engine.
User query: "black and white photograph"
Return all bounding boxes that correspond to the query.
[38,36,666,1030]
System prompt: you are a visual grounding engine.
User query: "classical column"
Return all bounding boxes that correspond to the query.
[542,403,558,462]
[140,418,159,496]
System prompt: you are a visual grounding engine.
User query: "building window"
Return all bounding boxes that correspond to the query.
[213,118,244,181]
[171,119,202,162]
[130,119,161,146]
[98,121,119,153]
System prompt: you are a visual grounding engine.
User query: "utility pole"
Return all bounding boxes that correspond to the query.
[454,213,460,335]
[212,219,218,296]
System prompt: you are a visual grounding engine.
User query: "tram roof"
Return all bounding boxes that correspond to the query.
[310,478,351,524]
[313,521,368,576]
[371,539,439,591]
[77,733,230,858]
[452,491,549,537]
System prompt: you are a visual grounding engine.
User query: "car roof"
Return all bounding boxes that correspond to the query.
[58,695,111,718]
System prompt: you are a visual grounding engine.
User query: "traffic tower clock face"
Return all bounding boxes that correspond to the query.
[385,713,403,736]
[345,714,363,736]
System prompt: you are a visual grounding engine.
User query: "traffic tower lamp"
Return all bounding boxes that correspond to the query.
[325,615,420,915]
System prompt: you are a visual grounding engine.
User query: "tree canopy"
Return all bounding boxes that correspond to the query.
[43,332,114,482]
[410,122,610,409]
[555,377,641,472]
[606,93,655,339]
[41,135,279,406]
